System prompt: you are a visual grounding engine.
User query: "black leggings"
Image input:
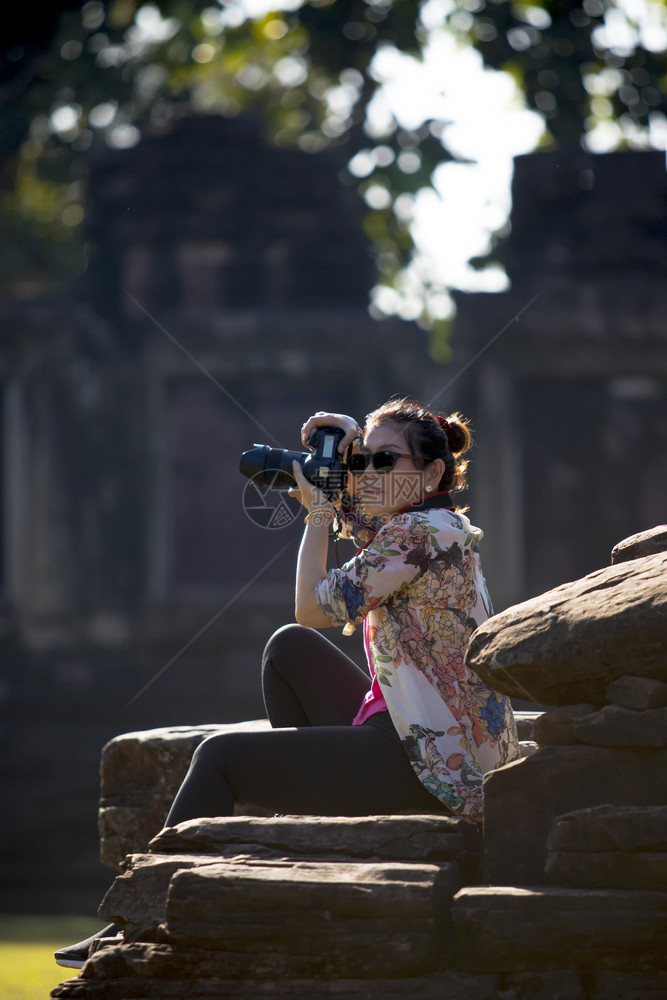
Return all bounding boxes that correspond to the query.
[165,624,446,825]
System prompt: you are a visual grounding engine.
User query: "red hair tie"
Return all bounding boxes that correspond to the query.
[435,414,457,451]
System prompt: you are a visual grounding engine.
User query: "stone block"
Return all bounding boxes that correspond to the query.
[546,849,667,891]
[465,550,667,706]
[591,970,667,999]
[53,940,500,999]
[164,859,461,977]
[531,705,598,745]
[98,853,217,941]
[545,804,667,890]
[452,885,667,973]
[605,675,667,710]
[533,704,667,748]
[610,525,667,564]
[482,746,667,885]
[98,721,271,869]
[150,813,482,868]
[547,804,667,853]
[572,705,667,747]
[500,970,587,1000]
[98,813,481,943]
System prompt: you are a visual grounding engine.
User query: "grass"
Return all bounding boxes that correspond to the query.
[0,917,103,1000]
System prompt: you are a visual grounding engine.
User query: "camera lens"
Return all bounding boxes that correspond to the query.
[239,445,305,489]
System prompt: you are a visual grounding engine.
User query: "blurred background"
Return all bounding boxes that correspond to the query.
[0,0,665,915]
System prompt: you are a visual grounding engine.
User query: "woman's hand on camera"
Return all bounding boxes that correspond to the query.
[301,412,360,454]
[289,461,335,522]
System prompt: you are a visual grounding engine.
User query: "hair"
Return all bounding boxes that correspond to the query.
[364,396,473,494]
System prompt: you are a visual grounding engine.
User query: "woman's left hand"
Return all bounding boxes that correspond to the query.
[289,461,334,518]
[301,411,360,453]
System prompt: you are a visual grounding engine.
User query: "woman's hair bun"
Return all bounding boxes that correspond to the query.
[436,413,471,455]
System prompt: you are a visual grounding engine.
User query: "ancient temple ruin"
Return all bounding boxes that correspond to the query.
[0,114,430,910]
[453,149,667,608]
[1,115,666,948]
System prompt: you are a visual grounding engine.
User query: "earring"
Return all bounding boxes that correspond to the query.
[425,485,433,493]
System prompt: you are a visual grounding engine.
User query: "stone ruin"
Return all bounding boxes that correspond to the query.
[0,114,431,912]
[3,118,665,916]
[51,524,667,999]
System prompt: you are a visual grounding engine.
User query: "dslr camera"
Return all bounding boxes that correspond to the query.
[240,426,349,502]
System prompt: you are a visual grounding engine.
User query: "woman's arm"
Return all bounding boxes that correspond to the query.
[295,513,335,628]
[291,461,336,628]
[314,516,438,629]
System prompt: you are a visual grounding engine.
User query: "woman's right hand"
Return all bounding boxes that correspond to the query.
[301,411,361,454]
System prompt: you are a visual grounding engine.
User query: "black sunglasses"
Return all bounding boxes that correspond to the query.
[348,450,426,474]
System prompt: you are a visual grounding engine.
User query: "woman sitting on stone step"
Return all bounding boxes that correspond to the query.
[55,396,519,970]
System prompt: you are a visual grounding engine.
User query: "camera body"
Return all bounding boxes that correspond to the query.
[240,426,348,500]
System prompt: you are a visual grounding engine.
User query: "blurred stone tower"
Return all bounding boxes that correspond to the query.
[453,149,667,610]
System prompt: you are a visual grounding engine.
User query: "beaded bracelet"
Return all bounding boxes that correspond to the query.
[304,508,334,526]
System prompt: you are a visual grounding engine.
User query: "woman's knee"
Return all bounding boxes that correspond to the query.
[262,623,316,666]
[191,732,234,770]
[264,622,311,650]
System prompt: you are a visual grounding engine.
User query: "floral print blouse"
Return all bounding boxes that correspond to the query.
[314,507,520,822]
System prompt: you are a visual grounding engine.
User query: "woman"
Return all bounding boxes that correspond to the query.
[55,397,519,969]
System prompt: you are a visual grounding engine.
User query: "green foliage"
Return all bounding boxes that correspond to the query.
[450,0,667,149]
[428,317,455,365]
[2,0,666,327]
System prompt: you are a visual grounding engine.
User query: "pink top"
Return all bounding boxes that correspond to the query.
[351,618,388,725]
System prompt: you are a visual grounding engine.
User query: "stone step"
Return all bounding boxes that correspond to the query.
[150,813,481,865]
[52,953,499,1000]
[70,855,464,994]
[163,858,461,977]
[98,851,464,952]
[99,814,480,942]
[51,945,667,999]
[452,885,667,973]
